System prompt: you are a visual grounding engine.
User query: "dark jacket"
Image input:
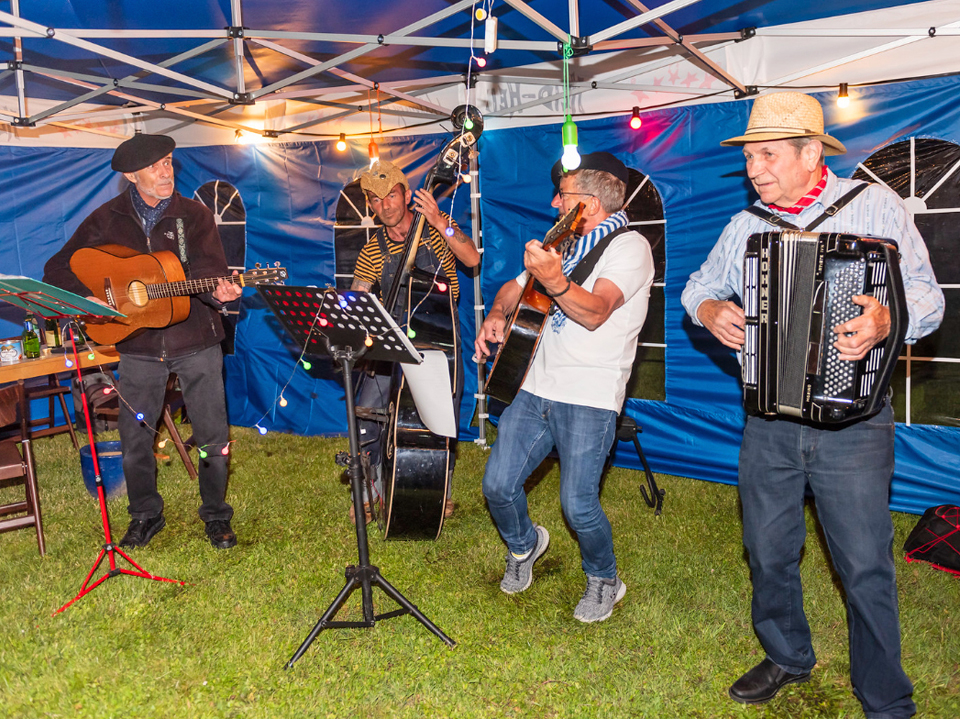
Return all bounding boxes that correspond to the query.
[43,188,228,359]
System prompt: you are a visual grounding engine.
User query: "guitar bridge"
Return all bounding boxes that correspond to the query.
[103,279,117,309]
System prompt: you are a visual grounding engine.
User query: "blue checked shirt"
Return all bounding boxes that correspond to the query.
[682,168,944,345]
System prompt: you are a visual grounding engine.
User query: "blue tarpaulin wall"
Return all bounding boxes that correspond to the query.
[0,133,481,441]
[2,75,959,513]
[478,76,960,515]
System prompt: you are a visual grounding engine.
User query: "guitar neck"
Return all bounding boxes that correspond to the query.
[147,274,242,300]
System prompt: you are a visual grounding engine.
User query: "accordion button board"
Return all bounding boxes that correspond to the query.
[742,231,909,424]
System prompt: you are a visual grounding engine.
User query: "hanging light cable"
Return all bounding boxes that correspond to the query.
[560,40,580,171]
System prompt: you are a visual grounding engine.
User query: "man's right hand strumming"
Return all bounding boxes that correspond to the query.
[698,299,746,351]
[474,311,506,361]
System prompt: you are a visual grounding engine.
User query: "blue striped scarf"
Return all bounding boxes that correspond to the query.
[551,210,628,332]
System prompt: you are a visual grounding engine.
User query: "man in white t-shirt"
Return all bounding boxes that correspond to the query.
[475,152,654,622]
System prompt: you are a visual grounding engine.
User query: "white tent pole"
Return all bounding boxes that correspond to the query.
[589,0,704,44]
[468,150,488,448]
[249,38,450,115]
[622,0,747,94]
[764,19,960,86]
[28,40,226,125]
[0,10,235,101]
[10,0,25,122]
[569,0,580,39]
[231,0,246,97]
[250,0,477,100]
[500,0,570,42]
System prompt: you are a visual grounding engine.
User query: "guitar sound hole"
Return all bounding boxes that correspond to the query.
[127,281,149,307]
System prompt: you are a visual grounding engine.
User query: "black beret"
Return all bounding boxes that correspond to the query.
[111,133,176,173]
[553,151,630,186]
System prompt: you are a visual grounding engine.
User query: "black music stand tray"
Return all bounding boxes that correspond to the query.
[257,286,455,666]
[0,276,186,613]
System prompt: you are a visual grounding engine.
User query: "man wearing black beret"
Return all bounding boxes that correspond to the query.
[475,152,654,622]
[44,133,242,550]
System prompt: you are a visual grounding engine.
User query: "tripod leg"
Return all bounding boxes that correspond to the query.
[633,437,664,516]
[372,571,456,647]
[286,571,364,668]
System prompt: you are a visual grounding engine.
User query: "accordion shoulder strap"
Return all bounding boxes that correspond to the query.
[803,182,870,231]
[742,181,871,232]
[743,205,800,230]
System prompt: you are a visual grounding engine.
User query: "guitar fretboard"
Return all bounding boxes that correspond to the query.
[145,274,243,300]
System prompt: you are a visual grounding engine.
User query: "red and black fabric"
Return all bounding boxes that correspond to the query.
[903,505,960,577]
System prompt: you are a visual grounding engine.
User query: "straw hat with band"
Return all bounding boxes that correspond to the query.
[360,160,410,199]
[721,92,847,156]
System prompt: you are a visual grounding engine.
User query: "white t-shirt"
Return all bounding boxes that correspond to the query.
[516,229,654,412]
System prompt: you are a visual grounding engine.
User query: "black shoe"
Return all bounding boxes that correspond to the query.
[729,658,811,705]
[205,519,237,549]
[118,514,166,548]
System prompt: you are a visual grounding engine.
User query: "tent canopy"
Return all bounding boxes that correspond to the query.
[0,0,951,147]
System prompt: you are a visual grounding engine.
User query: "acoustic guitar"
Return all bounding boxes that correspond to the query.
[69,244,287,344]
[483,203,584,405]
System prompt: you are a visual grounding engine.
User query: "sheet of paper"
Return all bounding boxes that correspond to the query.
[401,349,457,438]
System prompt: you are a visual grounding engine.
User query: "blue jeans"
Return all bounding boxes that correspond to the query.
[739,404,914,719]
[482,391,618,579]
[118,346,233,523]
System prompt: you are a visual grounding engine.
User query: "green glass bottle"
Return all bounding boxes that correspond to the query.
[22,315,41,359]
[44,318,62,348]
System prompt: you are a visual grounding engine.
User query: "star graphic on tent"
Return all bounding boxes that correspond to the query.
[668,67,680,84]
[653,76,663,86]
[700,76,716,89]
[681,72,699,88]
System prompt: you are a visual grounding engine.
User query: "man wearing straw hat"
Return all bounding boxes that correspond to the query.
[683,92,942,717]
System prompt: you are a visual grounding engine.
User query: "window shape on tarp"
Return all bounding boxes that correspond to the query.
[334,178,380,292]
[623,167,667,403]
[853,138,959,427]
[193,180,246,355]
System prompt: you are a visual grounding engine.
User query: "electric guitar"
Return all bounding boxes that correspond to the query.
[483,203,584,405]
[69,244,287,344]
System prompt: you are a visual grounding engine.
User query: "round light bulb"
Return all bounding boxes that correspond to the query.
[279,396,288,407]
[837,96,850,109]
[364,336,373,347]
[199,449,208,459]
[464,118,474,130]
[136,412,145,422]
[445,226,455,237]
[475,7,487,21]
[301,360,312,370]
[336,133,347,152]
[221,445,230,455]
[561,144,581,171]
[476,56,487,68]
[158,439,168,448]
[407,329,416,339]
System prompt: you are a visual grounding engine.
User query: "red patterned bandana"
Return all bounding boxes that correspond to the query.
[769,166,828,214]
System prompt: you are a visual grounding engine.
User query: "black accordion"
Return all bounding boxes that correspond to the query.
[742,231,908,423]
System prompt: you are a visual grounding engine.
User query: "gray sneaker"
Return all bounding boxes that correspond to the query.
[574,575,626,623]
[500,525,550,594]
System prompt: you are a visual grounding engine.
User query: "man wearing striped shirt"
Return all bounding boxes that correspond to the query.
[349,160,479,522]
[683,92,943,718]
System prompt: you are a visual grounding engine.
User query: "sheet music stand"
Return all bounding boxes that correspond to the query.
[0,276,186,612]
[257,285,455,665]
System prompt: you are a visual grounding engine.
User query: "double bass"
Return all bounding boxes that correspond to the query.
[369,106,483,540]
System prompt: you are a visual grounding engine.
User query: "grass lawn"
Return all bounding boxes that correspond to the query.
[1,428,958,718]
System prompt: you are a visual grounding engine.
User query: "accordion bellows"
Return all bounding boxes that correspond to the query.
[742,231,908,423]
